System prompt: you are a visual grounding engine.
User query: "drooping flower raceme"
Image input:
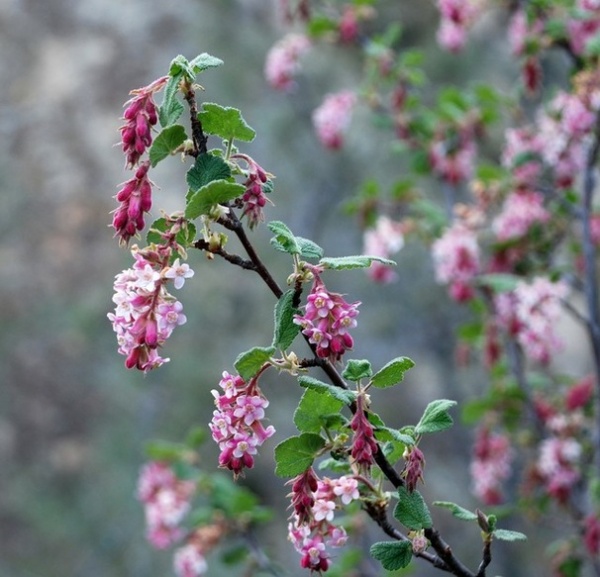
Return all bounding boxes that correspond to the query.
[137,461,196,549]
[294,275,360,363]
[312,90,356,150]
[432,223,480,302]
[209,371,275,477]
[264,33,311,91]
[108,241,192,372]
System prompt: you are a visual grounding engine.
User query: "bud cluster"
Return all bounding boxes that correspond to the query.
[209,371,275,477]
[350,393,378,472]
[231,153,271,229]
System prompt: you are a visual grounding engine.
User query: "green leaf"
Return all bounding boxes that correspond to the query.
[415,399,457,435]
[146,218,196,249]
[169,54,193,78]
[234,346,275,381]
[476,274,520,293]
[273,289,300,350]
[294,388,345,433]
[394,486,432,530]
[198,102,256,142]
[493,529,527,542]
[375,426,415,446]
[187,153,232,192]
[296,237,324,260]
[189,53,224,74]
[274,433,325,477]
[185,180,245,219]
[370,541,413,571]
[342,359,372,382]
[144,440,186,462]
[149,125,187,167]
[297,375,356,405]
[159,75,184,127]
[319,255,396,270]
[371,357,415,389]
[433,501,478,521]
[268,220,301,255]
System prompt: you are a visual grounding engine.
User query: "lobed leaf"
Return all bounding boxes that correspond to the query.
[234,346,275,381]
[297,375,356,405]
[294,388,345,434]
[185,180,245,220]
[415,399,457,435]
[370,356,415,389]
[187,153,232,192]
[370,541,413,571]
[342,359,373,382]
[198,102,256,143]
[394,486,433,530]
[149,125,187,167]
[268,220,301,255]
[274,433,325,477]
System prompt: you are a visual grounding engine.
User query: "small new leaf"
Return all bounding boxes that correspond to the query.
[319,255,396,270]
[342,359,373,382]
[187,153,232,192]
[146,218,196,249]
[294,388,344,433]
[149,125,187,167]
[415,399,457,434]
[268,221,300,255]
[159,75,184,127]
[234,346,275,381]
[189,53,224,74]
[274,433,325,477]
[198,102,256,143]
[394,486,432,530]
[433,501,478,521]
[297,376,355,405]
[273,289,300,351]
[371,357,415,389]
[185,180,245,220]
[476,273,520,293]
[370,541,413,571]
[493,529,527,542]
[296,237,324,260]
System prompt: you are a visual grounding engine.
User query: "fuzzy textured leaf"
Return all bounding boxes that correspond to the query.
[268,220,301,255]
[342,359,372,382]
[294,389,345,434]
[394,486,432,530]
[274,433,325,477]
[297,376,355,405]
[273,289,300,351]
[185,180,244,220]
[319,255,396,270]
[187,153,232,192]
[149,125,187,167]
[198,102,255,142]
[189,53,224,74]
[371,357,415,389]
[370,541,413,571]
[493,529,527,542]
[375,426,415,446]
[433,501,478,521]
[234,346,275,381]
[415,399,457,434]
[159,75,184,127]
[296,237,324,260]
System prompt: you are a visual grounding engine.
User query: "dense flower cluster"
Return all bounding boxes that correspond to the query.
[288,471,360,572]
[350,393,378,472]
[137,461,196,549]
[494,277,568,364]
[537,436,582,503]
[312,90,356,150]
[264,33,311,91]
[362,215,404,283]
[173,543,208,577]
[293,274,360,363]
[432,223,480,302]
[108,243,192,372]
[209,371,275,477]
[492,190,549,241]
[470,427,513,505]
[429,132,477,184]
[435,0,482,52]
[231,153,271,229]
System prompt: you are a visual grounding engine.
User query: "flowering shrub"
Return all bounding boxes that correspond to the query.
[107,1,600,575]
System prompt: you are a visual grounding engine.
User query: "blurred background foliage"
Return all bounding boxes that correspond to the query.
[0,1,566,576]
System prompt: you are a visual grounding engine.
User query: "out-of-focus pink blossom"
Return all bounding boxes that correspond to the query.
[173,543,208,577]
[584,514,600,555]
[470,428,513,505]
[312,90,356,150]
[565,375,595,411]
[363,216,404,283]
[502,127,544,187]
[492,190,549,241]
[432,223,480,302]
[429,135,477,184]
[435,0,481,52]
[568,16,600,55]
[579,0,600,10]
[537,436,581,503]
[264,33,311,91]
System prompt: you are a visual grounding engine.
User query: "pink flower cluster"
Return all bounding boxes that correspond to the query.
[435,0,481,52]
[173,543,208,577]
[492,190,550,241]
[362,216,404,283]
[312,90,356,150]
[350,394,378,472]
[537,436,582,504]
[209,371,275,477]
[429,133,477,184]
[494,277,568,364]
[108,232,193,371]
[470,427,513,505]
[264,33,311,91]
[231,153,271,229]
[137,461,196,549]
[501,127,544,187]
[294,275,360,363]
[288,470,360,573]
[113,76,168,245]
[432,223,480,302]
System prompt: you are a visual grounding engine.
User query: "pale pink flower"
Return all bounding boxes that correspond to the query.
[501,127,544,187]
[492,191,550,241]
[470,428,513,505]
[164,259,194,289]
[429,136,476,184]
[313,498,336,522]
[437,18,468,52]
[331,475,360,505]
[537,436,581,502]
[174,543,208,577]
[507,10,544,56]
[312,90,356,150]
[264,33,311,91]
[363,216,404,283]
